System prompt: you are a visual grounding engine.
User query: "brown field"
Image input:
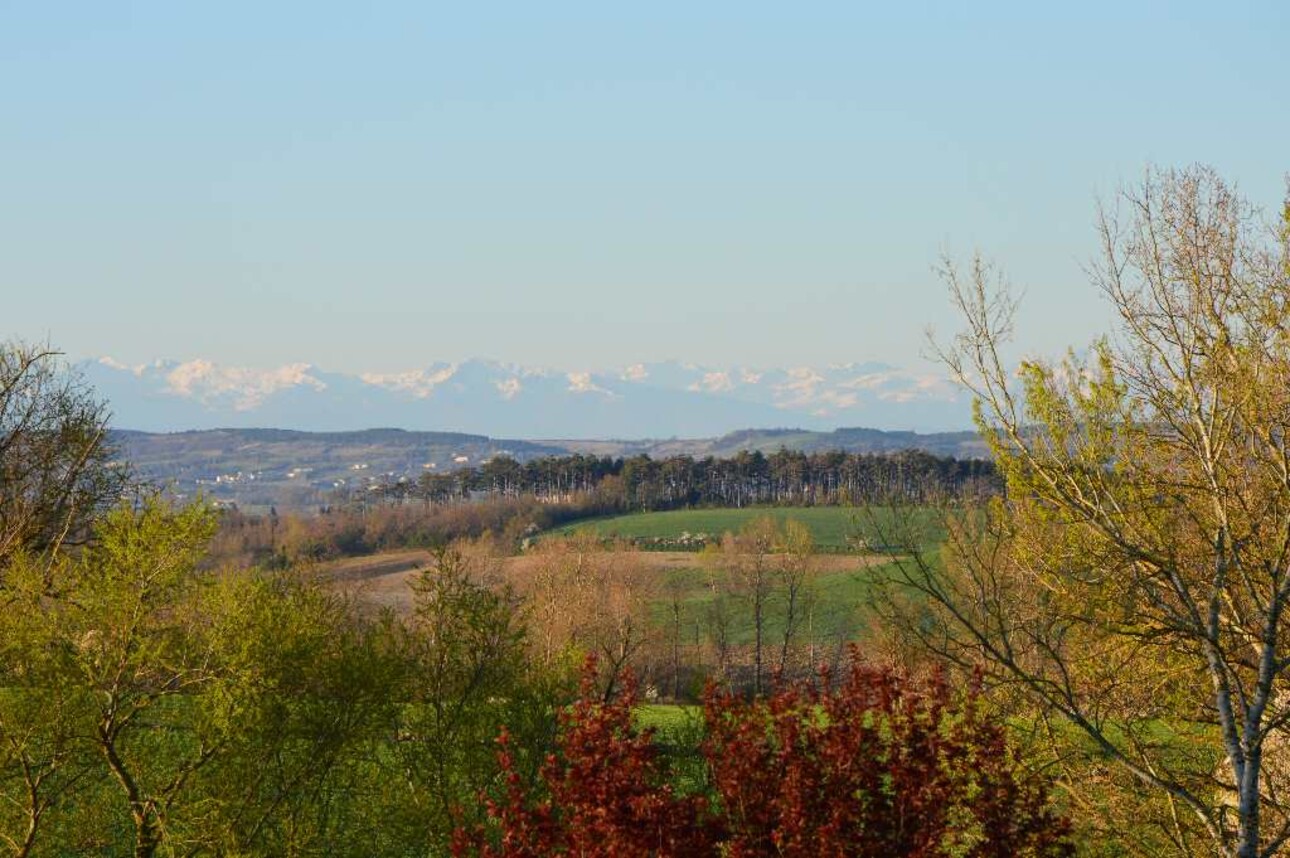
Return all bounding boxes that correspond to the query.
[319,549,891,614]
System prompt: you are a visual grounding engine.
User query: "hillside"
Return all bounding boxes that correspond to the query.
[114,428,566,511]
[114,426,987,511]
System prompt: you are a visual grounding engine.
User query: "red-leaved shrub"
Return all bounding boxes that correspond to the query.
[455,655,1072,857]
[703,658,1072,857]
[452,660,719,857]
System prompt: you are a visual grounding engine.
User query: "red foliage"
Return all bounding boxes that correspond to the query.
[455,655,1072,857]
[452,657,719,857]
[703,657,1073,857]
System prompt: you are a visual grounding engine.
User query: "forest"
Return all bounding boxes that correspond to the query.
[366,446,997,510]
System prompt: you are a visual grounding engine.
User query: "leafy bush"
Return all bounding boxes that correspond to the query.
[457,654,1073,857]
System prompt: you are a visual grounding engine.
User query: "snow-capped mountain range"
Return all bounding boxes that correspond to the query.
[81,357,971,438]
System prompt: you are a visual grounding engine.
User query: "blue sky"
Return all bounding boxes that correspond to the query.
[4,1,1287,375]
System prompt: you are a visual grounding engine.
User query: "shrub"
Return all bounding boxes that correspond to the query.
[457,654,1073,856]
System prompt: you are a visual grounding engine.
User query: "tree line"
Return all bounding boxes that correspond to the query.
[365,447,998,510]
[208,448,991,569]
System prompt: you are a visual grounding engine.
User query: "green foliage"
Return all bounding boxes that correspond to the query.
[384,546,570,852]
[888,166,1290,857]
[0,503,570,856]
[0,341,130,567]
[186,571,405,854]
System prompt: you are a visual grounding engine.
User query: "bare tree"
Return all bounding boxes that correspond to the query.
[876,167,1290,857]
[724,517,778,695]
[775,518,816,679]
[0,342,128,572]
[703,556,736,686]
[511,535,656,699]
[662,571,689,700]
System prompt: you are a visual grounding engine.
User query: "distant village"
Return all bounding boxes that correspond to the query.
[175,448,520,512]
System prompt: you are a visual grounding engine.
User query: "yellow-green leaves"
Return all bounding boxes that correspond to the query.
[895,166,1290,856]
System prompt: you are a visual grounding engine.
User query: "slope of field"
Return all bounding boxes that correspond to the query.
[115,428,565,512]
[551,506,945,553]
[323,544,893,642]
[550,507,869,551]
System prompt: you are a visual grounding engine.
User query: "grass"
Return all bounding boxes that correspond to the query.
[637,703,702,733]
[650,560,890,647]
[550,506,931,552]
[546,506,936,646]
[636,704,709,792]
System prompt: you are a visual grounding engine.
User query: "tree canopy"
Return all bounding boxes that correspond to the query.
[0,341,127,569]
[878,166,1290,858]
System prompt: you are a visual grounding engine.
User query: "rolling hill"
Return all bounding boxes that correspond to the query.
[114,425,987,511]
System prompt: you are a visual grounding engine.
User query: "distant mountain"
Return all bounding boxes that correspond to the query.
[82,357,971,437]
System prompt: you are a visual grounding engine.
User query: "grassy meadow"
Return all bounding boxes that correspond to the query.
[541,506,934,649]
[644,556,889,647]
[549,506,935,552]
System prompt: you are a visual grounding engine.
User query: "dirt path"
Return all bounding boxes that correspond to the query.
[322,549,435,583]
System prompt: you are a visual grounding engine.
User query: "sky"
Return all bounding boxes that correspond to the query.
[3,1,1288,376]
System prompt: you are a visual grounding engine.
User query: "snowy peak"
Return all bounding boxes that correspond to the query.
[359,363,457,398]
[625,360,956,417]
[80,356,969,436]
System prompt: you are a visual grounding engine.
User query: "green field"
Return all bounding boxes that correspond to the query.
[648,560,886,648]
[551,506,942,553]
[552,507,868,550]
[636,703,702,734]
[546,506,936,648]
